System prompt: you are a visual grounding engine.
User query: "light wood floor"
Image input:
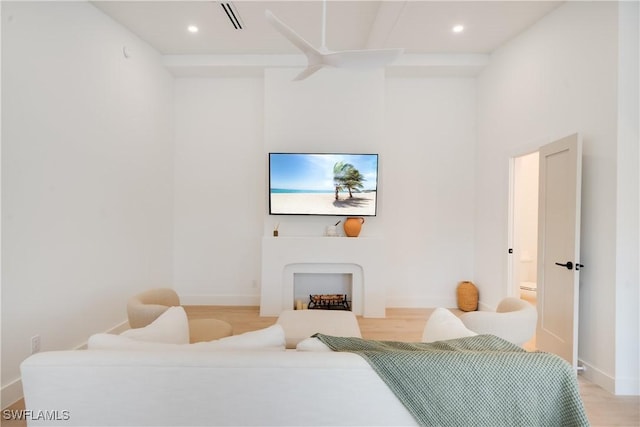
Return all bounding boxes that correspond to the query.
[3,306,638,427]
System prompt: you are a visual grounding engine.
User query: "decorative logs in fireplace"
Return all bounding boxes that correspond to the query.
[308,294,351,310]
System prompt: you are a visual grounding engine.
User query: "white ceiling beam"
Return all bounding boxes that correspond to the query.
[162,53,489,78]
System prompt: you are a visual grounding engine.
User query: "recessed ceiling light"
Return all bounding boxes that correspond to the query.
[187,25,199,33]
[452,25,464,33]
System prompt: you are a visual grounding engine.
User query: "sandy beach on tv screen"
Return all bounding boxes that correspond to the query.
[271,192,376,215]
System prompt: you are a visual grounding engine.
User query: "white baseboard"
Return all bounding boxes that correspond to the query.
[1,378,24,410]
[579,359,640,395]
[180,294,260,306]
[107,320,131,335]
[385,297,491,312]
[385,296,457,308]
[1,320,129,409]
[73,320,130,350]
[578,359,616,394]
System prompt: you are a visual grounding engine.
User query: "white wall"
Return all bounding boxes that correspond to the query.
[615,0,639,395]
[384,78,476,307]
[173,78,264,304]
[476,1,637,394]
[1,2,174,404]
[173,67,476,309]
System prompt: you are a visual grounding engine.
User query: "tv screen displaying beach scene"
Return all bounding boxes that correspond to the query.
[269,153,378,216]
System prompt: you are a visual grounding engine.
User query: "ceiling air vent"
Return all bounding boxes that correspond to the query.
[221,2,243,30]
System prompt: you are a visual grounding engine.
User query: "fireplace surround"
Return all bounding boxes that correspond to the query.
[260,236,386,317]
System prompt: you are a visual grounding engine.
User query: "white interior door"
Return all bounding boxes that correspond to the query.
[536,133,582,368]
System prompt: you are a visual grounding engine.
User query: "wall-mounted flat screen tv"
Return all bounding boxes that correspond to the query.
[269,153,378,216]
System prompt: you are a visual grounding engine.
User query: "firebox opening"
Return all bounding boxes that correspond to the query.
[293,273,353,311]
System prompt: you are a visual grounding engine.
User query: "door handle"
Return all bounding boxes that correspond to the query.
[555,261,574,270]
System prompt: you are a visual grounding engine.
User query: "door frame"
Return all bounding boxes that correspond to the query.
[507,133,582,367]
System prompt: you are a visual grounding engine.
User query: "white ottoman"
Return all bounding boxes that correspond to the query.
[276,310,362,349]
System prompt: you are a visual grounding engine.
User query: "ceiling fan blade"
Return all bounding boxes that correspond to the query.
[265,8,404,81]
[323,48,405,69]
[293,65,326,81]
[265,10,321,58]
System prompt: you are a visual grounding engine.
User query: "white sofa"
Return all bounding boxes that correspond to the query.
[20,308,587,427]
[21,349,417,426]
[21,309,416,426]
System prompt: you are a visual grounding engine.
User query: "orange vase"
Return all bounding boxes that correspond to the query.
[343,217,365,237]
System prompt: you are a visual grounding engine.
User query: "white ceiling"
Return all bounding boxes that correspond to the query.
[92,1,563,56]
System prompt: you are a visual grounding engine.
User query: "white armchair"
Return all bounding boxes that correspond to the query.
[127,288,233,343]
[459,297,537,346]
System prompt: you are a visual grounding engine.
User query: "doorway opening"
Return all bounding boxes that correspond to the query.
[509,151,539,349]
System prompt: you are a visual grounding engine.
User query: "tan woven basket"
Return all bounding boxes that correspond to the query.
[456,281,478,312]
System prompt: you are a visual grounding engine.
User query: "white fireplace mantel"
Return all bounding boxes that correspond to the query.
[260,236,386,317]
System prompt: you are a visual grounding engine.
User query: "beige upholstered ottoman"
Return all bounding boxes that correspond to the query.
[276,310,362,349]
[188,319,233,343]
